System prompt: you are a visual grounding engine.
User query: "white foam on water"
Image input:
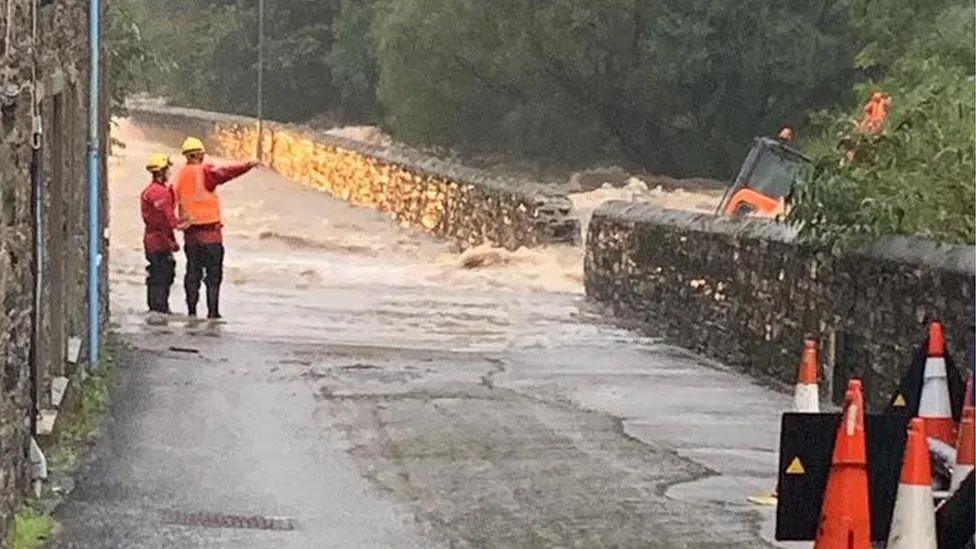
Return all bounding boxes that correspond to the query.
[323,125,394,147]
[569,178,721,243]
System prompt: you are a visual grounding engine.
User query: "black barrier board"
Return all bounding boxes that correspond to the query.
[936,471,975,549]
[866,413,910,541]
[775,413,910,541]
[776,413,836,541]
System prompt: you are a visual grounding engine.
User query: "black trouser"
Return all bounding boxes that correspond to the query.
[145,251,176,313]
[184,243,224,318]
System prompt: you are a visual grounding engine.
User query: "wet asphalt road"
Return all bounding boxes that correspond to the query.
[51,123,796,547]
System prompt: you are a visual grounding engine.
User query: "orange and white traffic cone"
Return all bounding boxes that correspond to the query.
[814,379,871,549]
[919,322,958,446]
[793,338,820,413]
[887,418,937,549]
[950,406,974,494]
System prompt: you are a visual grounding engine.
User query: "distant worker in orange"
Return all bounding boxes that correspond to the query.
[856,91,892,134]
[174,137,258,319]
[847,92,892,161]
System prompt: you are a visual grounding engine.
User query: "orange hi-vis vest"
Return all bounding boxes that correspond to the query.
[858,95,890,134]
[175,164,221,226]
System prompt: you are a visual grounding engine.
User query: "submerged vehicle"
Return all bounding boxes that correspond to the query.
[716,137,812,218]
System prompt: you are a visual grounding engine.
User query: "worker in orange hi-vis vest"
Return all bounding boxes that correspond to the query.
[857,91,892,135]
[174,137,258,319]
[846,92,892,162]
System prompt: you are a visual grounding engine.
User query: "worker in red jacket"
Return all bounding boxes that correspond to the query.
[140,153,184,313]
[174,137,258,319]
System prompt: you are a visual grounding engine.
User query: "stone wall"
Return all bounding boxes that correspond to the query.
[128,105,578,251]
[0,0,104,536]
[585,202,975,409]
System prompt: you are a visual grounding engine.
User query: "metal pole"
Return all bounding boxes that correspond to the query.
[256,0,264,161]
[87,0,102,366]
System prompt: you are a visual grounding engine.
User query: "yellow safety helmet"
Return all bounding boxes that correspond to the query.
[145,153,172,173]
[181,137,206,155]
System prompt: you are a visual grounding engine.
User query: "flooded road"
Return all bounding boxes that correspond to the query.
[54,121,794,547]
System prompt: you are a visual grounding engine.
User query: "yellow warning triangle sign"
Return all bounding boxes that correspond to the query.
[786,457,806,475]
[893,394,907,407]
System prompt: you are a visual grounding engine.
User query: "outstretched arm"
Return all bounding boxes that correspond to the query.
[203,161,258,191]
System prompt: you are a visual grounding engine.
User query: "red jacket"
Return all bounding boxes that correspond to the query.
[182,162,254,246]
[141,180,180,254]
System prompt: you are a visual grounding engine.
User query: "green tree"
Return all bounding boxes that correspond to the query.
[327,0,381,122]
[134,0,244,114]
[140,0,345,122]
[371,0,857,176]
[105,0,167,117]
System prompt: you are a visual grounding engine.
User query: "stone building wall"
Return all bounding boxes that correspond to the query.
[585,201,975,409]
[128,105,579,251]
[0,0,103,536]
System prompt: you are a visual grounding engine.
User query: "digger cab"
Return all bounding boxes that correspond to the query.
[717,137,811,218]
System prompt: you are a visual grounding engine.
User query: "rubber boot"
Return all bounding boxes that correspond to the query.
[206,285,221,319]
[148,286,168,313]
[158,285,172,314]
[186,285,199,317]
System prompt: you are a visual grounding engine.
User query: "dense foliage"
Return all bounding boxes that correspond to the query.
[788,0,974,245]
[107,0,973,243]
[127,0,346,122]
[371,1,858,176]
[117,0,858,176]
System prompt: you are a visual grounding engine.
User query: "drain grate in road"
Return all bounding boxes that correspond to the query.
[166,511,297,531]
[167,346,200,354]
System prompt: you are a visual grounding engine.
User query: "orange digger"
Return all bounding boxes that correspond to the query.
[716,136,811,218]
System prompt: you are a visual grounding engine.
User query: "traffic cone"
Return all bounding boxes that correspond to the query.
[793,338,820,413]
[886,418,937,549]
[919,322,958,446]
[950,406,975,494]
[888,322,966,418]
[814,379,871,549]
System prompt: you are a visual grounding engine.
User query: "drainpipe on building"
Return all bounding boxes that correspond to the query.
[88,0,102,366]
[26,0,41,437]
[29,131,43,438]
[29,0,48,495]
